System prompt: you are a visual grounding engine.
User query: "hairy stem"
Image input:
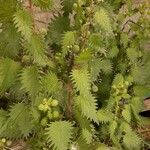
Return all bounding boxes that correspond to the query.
[29,0,35,29]
[29,0,32,10]
[66,82,73,120]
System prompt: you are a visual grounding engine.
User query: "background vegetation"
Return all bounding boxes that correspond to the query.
[0,0,150,149]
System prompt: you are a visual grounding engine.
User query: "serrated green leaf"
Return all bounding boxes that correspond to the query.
[126,47,138,63]
[133,85,150,98]
[97,109,114,123]
[122,105,131,123]
[88,33,103,50]
[0,109,8,129]
[101,59,113,74]
[112,74,124,86]
[131,65,147,84]
[46,121,73,150]
[109,120,118,138]
[82,128,92,144]
[94,8,112,35]
[0,58,21,94]
[76,94,98,123]
[8,103,33,137]
[120,122,132,133]
[0,0,17,23]
[62,31,76,56]
[90,58,102,81]
[107,46,119,58]
[20,66,40,97]
[46,16,70,45]
[0,23,21,57]
[13,9,33,41]
[75,49,92,64]
[123,131,141,149]
[74,108,91,130]
[27,34,49,66]
[71,68,91,95]
[41,72,61,95]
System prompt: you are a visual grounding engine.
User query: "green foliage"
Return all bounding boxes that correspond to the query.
[90,58,102,81]
[82,128,93,144]
[62,0,75,14]
[46,16,71,45]
[41,72,61,95]
[0,110,7,129]
[0,103,34,138]
[62,31,76,56]
[0,0,17,23]
[71,68,91,95]
[97,109,113,123]
[100,59,113,74]
[94,8,113,35]
[32,0,53,10]
[46,121,73,150]
[126,47,139,63]
[90,58,112,81]
[13,9,33,41]
[107,46,119,58]
[76,94,98,122]
[0,58,21,94]
[26,34,48,66]
[0,0,149,149]
[0,23,21,57]
[123,131,141,149]
[8,103,34,137]
[20,66,40,97]
[122,105,131,123]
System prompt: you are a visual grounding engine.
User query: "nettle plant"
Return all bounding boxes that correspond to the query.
[0,0,150,149]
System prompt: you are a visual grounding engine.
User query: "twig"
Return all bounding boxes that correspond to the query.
[66,82,73,120]
[139,128,150,134]
[35,19,48,25]
[29,0,32,11]
[4,146,12,150]
[29,0,35,29]
[122,19,142,31]
[67,51,75,119]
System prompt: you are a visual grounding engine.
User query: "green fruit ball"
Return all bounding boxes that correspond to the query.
[42,98,47,104]
[47,111,53,119]
[112,85,116,89]
[125,81,129,86]
[120,84,124,88]
[51,100,58,107]
[43,104,49,112]
[123,89,127,94]
[1,138,6,143]
[53,111,59,118]
[38,104,45,111]
[73,3,78,9]
[40,117,48,127]
[47,98,52,106]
